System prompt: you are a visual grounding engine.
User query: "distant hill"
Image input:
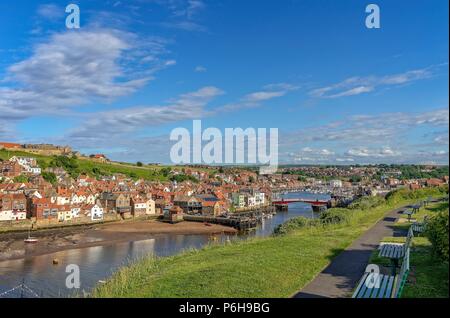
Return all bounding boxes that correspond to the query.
[0,149,173,181]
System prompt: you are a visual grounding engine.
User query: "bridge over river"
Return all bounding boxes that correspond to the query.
[271,197,331,212]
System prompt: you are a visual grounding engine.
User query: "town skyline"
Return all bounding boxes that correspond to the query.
[0,0,448,165]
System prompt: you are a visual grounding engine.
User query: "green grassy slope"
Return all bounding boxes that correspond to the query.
[92,187,447,298]
[1,149,206,181]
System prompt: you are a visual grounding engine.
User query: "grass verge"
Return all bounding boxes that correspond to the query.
[368,201,449,298]
[92,187,447,298]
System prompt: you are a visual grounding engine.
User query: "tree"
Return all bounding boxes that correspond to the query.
[426,211,449,261]
[161,167,171,177]
[42,172,57,185]
[13,175,29,183]
[349,175,362,183]
[136,161,143,167]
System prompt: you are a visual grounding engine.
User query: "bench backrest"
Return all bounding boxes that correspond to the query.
[404,227,413,251]
[393,247,410,298]
[412,203,421,212]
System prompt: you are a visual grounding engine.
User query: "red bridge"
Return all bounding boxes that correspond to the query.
[272,198,329,206]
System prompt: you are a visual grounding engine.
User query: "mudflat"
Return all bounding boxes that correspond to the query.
[0,220,237,262]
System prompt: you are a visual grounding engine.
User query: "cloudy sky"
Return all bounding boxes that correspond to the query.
[0,0,448,165]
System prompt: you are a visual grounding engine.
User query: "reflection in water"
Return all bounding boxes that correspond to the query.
[0,192,329,297]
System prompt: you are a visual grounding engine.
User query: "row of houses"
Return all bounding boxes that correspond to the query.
[231,190,266,209]
[0,156,42,175]
[0,191,157,222]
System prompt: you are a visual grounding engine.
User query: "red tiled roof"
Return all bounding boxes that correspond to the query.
[0,142,21,149]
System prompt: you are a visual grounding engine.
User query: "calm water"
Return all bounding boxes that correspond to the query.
[0,192,329,298]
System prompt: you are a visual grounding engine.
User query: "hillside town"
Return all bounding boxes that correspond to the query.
[0,142,448,230]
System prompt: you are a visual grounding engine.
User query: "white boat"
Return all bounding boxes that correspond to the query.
[24,236,38,243]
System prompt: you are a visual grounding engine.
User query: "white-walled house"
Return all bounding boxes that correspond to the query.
[9,156,41,175]
[71,193,87,205]
[0,209,26,221]
[330,179,343,188]
[10,156,36,167]
[57,195,71,205]
[83,204,104,221]
[12,210,27,220]
[254,192,265,206]
[70,206,81,218]
[245,195,256,207]
[86,194,97,204]
[0,209,12,221]
[146,198,156,215]
[131,198,156,216]
[25,166,42,175]
[232,193,246,208]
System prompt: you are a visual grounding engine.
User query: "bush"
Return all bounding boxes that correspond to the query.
[273,208,352,235]
[319,208,352,225]
[13,175,29,183]
[273,217,319,235]
[42,171,57,185]
[348,195,385,210]
[425,210,449,261]
[386,185,448,205]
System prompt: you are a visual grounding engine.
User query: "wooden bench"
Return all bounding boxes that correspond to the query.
[403,209,414,222]
[379,227,413,259]
[379,227,413,274]
[411,216,428,235]
[411,203,421,214]
[353,247,410,298]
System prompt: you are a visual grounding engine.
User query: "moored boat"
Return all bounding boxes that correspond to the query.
[24,236,38,243]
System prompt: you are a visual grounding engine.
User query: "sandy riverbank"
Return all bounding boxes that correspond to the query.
[0,220,237,262]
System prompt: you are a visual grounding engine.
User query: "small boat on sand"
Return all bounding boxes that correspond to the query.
[24,236,38,243]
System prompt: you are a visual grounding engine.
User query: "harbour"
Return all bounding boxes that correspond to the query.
[0,191,329,298]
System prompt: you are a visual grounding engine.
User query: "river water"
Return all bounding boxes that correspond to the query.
[0,191,329,298]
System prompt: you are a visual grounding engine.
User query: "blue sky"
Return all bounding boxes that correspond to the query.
[0,0,448,165]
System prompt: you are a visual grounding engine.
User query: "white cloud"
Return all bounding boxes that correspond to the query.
[0,29,174,121]
[156,0,207,32]
[194,65,207,72]
[301,147,335,156]
[336,158,355,162]
[310,65,441,98]
[163,0,205,19]
[346,147,401,158]
[279,108,449,164]
[433,150,448,156]
[37,4,62,20]
[216,82,300,113]
[434,133,449,145]
[160,21,207,32]
[68,86,224,141]
[243,91,286,103]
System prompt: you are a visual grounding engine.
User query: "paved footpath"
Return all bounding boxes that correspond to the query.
[293,206,408,298]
